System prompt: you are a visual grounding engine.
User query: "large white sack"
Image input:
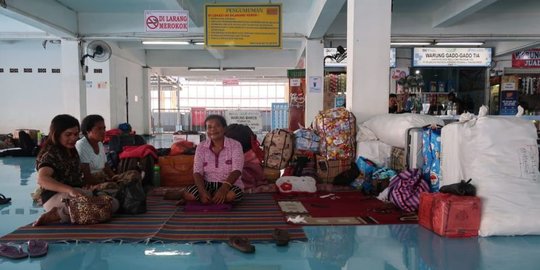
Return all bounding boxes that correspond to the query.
[363,114,444,148]
[356,140,392,167]
[445,116,540,236]
[441,122,466,186]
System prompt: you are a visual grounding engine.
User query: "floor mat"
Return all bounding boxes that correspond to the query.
[275,191,417,226]
[153,193,306,243]
[1,193,306,244]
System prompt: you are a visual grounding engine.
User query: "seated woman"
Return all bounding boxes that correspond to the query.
[33,114,118,226]
[184,115,245,204]
[76,115,115,184]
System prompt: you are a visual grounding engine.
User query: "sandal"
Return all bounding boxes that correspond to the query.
[0,244,28,259]
[0,194,11,205]
[228,236,255,253]
[27,240,48,258]
[400,213,418,221]
[272,228,290,246]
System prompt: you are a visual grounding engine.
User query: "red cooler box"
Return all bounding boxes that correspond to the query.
[419,192,481,237]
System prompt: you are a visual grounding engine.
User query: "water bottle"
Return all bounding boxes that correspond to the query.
[36,131,42,146]
[153,165,161,187]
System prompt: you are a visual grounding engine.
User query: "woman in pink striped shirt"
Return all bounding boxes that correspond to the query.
[184,115,245,204]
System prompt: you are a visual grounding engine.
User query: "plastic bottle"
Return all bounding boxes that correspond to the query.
[36,131,42,146]
[153,165,161,187]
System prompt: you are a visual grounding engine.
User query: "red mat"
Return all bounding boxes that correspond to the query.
[274,191,417,225]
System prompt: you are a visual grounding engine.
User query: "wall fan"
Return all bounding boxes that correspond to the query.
[80,40,112,67]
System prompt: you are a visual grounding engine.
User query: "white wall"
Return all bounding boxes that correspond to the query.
[0,40,63,134]
[85,60,111,129]
[110,56,147,134]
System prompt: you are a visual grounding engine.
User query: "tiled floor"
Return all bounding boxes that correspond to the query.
[1,145,540,269]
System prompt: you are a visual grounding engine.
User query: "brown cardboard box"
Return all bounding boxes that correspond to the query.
[159,155,195,187]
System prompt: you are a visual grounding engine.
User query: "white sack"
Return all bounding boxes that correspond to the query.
[356,140,392,167]
[363,113,444,148]
[442,115,540,236]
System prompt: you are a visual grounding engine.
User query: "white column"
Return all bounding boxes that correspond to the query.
[61,40,86,119]
[346,0,392,123]
[305,39,324,125]
[142,67,152,135]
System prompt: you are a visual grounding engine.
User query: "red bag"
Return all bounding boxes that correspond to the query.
[419,192,481,237]
[170,141,196,156]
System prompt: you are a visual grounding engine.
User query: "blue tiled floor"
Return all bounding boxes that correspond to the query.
[2,149,540,269]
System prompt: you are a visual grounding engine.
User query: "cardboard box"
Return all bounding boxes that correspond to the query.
[419,192,481,237]
[159,155,195,187]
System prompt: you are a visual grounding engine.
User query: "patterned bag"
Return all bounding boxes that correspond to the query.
[262,129,294,169]
[293,128,320,153]
[63,195,113,225]
[389,168,429,212]
[313,107,356,160]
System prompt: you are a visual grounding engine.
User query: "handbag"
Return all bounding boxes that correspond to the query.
[63,194,113,225]
[389,168,429,212]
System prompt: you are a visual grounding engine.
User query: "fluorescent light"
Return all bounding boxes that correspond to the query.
[194,42,205,45]
[142,41,190,45]
[435,42,484,46]
[222,67,255,71]
[391,42,431,46]
[187,67,220,71]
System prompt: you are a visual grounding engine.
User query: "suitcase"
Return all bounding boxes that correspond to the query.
[405,127,424,170]
[422,126,443,192]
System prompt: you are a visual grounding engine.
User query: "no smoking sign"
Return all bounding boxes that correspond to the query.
[144,10,189,32]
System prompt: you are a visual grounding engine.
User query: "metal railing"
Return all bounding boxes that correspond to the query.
[151,107,273,134]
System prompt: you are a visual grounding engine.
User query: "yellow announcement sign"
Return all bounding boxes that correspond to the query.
[205,3,282,49]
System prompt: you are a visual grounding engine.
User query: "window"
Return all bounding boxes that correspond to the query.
[151,77,287,111]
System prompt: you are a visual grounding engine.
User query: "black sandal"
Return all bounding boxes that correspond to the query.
[228,236,255,253]
[0,194,11,205]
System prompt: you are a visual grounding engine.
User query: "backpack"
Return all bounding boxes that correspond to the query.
[224,124,256,153]
[313,107,357,160]
[108,134,146,154]
[389,168,429,212]
[117,155,155,186]
[262,129,294,170]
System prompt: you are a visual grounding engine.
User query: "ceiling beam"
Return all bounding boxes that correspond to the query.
[432,0,499,28]
[490,40,540,57]
[306,0,346,38]
[0,0,77,38]
[207,48,225,60]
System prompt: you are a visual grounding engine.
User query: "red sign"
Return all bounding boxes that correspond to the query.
[191,107,207,127]
[512,49,540,68]
[222,79,239,86]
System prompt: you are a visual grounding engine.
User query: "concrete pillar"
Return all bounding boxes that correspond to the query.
[61,40,86,119]
[305,39,325,125]
[142,67,152,135]
[346,0,392,123]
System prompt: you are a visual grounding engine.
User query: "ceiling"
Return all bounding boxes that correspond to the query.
[1,0,540,77]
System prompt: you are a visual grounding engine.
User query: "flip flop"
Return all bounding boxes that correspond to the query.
[27,240,48,258]
[272,228,290,246]
[228,236,255,253]
[0,194,11,205]
[0,244,28,259]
